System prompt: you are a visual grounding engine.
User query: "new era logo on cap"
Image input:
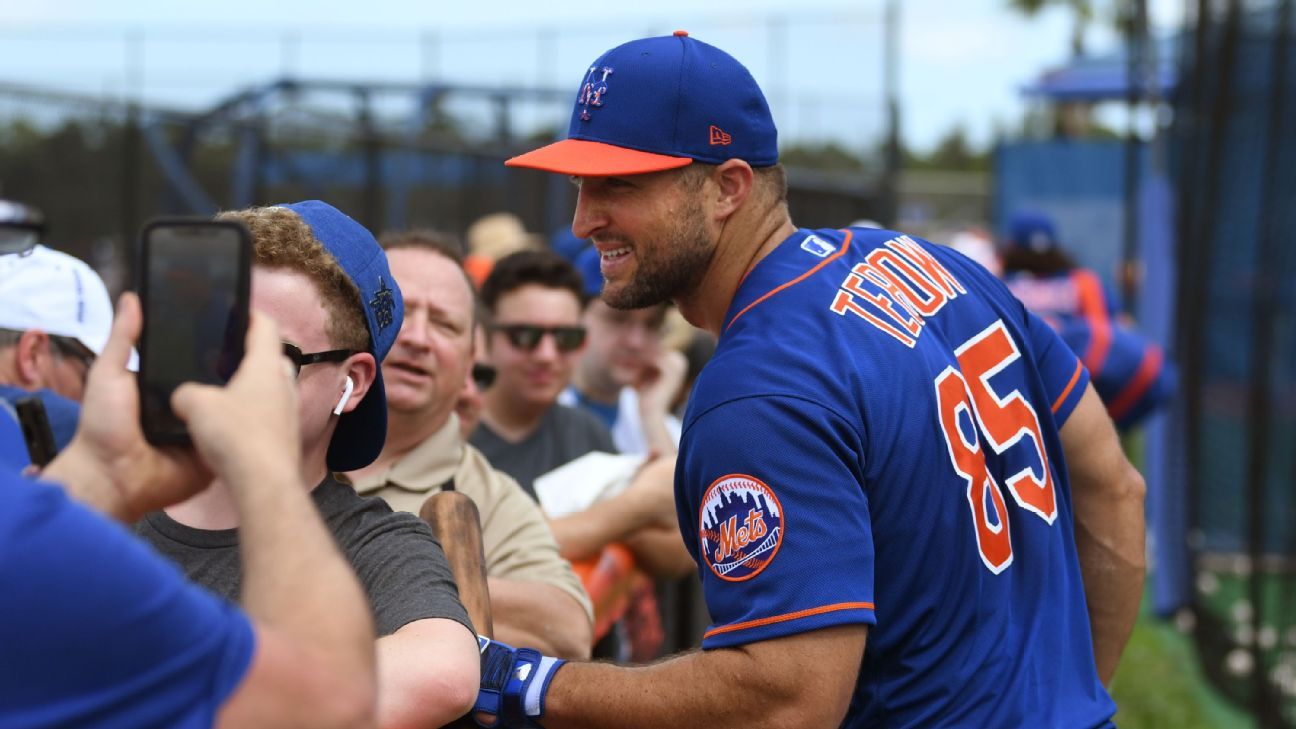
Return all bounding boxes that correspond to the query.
[505,31,778,176]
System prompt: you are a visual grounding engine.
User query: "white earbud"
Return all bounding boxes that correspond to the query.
[334,376,355,416]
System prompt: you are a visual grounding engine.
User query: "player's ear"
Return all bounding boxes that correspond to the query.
[712,159,754,222]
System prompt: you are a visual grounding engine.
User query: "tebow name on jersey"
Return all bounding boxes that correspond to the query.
[829,235,968,348]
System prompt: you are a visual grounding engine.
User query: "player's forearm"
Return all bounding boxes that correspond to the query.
[542,626,862,729]
[623,526,695,579]
[376,619,480,729]
[232,469,375,689]
[1073,460,1146,684]
[488,578,593,659]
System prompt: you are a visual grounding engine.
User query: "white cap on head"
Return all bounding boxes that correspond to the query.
[0,245,113,355]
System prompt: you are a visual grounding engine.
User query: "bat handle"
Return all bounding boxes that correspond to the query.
[419,490,494,638]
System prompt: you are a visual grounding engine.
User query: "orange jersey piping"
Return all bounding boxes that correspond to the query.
[703,601,875,640]
[1052,360,1085,415]
[1107,346,1164,422]
[724,229,855,334]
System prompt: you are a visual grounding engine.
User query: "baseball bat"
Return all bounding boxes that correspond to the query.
[420,490,494,638]
[420,491,493,729]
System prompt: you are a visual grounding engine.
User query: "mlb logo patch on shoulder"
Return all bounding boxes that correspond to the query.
[800,234,836,258]
[699,474,784,582]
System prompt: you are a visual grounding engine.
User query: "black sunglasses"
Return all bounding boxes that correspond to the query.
[282,342,357,378]
[471,362,496,390]
[491,324,587,353]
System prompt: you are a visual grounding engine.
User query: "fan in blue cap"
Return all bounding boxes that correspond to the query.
[278,200,403,472]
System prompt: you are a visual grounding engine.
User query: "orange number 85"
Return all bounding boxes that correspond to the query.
[934,320,1057,574]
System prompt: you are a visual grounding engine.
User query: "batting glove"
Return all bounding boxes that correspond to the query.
[473,635,566,728]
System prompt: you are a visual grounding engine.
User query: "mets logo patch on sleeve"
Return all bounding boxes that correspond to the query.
[698,474,784,582]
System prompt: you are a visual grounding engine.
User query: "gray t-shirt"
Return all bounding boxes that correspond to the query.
[135,476,473,637]
[469,404,616,498]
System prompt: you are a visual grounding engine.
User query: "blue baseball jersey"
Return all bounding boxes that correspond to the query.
[676,228,1113,728]
[0,474,255,728]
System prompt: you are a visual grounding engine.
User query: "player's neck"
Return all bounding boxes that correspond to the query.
[677,210,797,335]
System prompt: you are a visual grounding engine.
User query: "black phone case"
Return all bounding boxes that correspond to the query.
[136,218,252,446]
[14,396,57,468]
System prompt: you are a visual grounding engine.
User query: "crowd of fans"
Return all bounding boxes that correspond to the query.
[0,191,1168,727]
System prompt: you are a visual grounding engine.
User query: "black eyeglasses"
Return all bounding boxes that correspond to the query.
[48,335,96,376]
[471,362,496,389]
[282,342,357,378]
[491,324,587,353]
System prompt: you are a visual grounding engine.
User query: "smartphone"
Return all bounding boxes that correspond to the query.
[14,396,56,468]
[137,219,252,445]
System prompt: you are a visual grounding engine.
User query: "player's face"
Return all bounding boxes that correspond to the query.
[383,248,475,428]
[485,284,585,412]
[571,169,714,310]
[580,299,667,389]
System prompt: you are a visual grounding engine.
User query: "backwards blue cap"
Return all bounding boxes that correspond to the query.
[506,31,777,176]
[279,200,403,472]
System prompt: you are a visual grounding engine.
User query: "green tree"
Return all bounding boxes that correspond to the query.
[1007,0,1096,57]
[902,125,990,173]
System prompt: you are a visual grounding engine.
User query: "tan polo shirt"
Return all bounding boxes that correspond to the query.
[348,414,592,621]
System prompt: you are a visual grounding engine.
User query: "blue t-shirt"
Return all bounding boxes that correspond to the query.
[677,228,1113,728]
[0,474,255,728]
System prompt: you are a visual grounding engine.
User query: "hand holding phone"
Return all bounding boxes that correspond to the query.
[136,219,252,445]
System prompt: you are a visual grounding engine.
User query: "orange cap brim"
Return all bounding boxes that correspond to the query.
[505,139,693,176]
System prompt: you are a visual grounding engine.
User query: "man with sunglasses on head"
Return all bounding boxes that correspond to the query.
[345,229,594,661]
[0,243,113,455]
[133,201,481,729]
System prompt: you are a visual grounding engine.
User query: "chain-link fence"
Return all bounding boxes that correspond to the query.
[1171,2,1296,725]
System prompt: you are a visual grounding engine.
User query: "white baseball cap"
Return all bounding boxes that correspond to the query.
[0,245,113,355]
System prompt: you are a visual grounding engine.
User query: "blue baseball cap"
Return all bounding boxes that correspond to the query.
[1007,210,1061,253]
[506,31,778,176]
[279,200,403,472]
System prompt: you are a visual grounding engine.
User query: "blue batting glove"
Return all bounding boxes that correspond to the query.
[473,635,566,728]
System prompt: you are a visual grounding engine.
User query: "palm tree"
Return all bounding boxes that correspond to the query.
[1008,0,1096,57]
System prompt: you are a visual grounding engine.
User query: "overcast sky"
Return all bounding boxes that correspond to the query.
[0,0,1183,152]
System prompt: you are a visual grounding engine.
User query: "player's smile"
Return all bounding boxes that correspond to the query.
[596,241,634,280]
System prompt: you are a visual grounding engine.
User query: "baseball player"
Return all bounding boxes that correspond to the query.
[472,33,1146,728]
[1002,211,1175,429]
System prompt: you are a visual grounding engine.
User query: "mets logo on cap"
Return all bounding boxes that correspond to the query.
[699,474,784,582]
[577,65,614,122]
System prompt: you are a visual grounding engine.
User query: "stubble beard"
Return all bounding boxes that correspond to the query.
[601,205,714,311]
